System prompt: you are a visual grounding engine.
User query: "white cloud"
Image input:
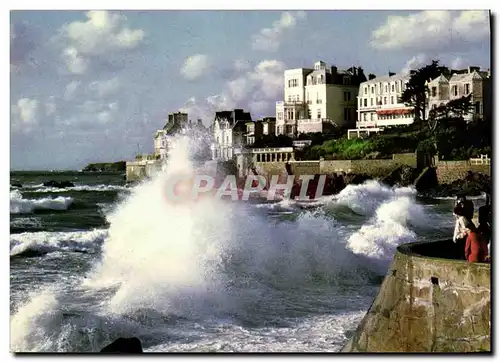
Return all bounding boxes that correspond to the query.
[251,11,307,52]
[11,98,40,133]
[88,77,121,97]
[180,59,286,123]
[180,54,212,80]
[54,10,145,74]
[73,100,119,124]
[400,53,432,74]
[371,10,489,52]
[64,80,81,101]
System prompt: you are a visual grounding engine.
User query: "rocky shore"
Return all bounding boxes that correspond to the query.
[258,165,491,200]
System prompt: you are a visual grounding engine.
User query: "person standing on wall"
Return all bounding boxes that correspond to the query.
[478,194,492,259]
[463,218,489,263]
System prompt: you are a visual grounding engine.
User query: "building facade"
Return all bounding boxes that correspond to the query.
[356,72,414,130]
[153,130,168,160]
[276,61,365,137]
[427,66,491,122]
[211,109,252,161]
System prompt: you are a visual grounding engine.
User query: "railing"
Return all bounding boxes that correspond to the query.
[251,147,294,153]
[470,154,491,165]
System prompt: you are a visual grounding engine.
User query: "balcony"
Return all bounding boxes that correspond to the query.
[276,101,306,107]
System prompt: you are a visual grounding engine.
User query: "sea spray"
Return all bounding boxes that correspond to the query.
[10,132,448,352]
[85,135,234,315]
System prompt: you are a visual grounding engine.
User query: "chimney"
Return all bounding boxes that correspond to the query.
[331,66,338,74]
[468,66,480,73]
[368,73,376,80]
[389,71,396,77]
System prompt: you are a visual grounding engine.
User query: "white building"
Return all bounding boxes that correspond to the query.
[276,61,365,137]
[427,66,491,122]
[153,130,168,160]
[356,72,414,129]
[211,109,252,161]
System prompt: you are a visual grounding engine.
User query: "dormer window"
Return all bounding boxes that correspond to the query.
[343,76,351,85]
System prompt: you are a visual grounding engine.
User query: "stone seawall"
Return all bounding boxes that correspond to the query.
[254,153,417,180]
[341,239,491,353]
[436,161,491,184]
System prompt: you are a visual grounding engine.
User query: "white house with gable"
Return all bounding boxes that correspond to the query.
[211,109,252,161]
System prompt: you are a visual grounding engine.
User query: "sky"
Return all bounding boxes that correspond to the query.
[10,9,491,170]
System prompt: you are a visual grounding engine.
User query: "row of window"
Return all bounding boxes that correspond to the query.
[287,75,352,89]
[364,80,406,96]
[430,83,471,98]
[359,95,398,108]
[286,91,353,104]
[277,108,354,121]
[361,112,413,121]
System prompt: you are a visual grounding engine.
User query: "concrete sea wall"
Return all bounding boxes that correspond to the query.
[436,161,491,184]
[254,153,417,179]
[341,239,491,353]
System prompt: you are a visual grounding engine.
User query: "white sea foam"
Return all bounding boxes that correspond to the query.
[10,229,108,257]
[22,184,129,193]
[10,134,452,352]
[10,190,74,214]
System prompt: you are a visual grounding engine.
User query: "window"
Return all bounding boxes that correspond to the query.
[226,136,229,144]
[385,85,388,93]
[475,102,481,114]
[370,113,374,121]
[288,79,298,87]
[343,77,351,85]
[363,98,367,107]
[391,84,395,92]
[384,97,387,105]
[465,83,470,94]
[370,98,374,106]
[288,95,292,102]
[396,82,399,93]
[364,87,368,95]
[431,87,437,97]
[452,85,458,96]
[317,110,321,119]
[363,113,367,121]
[344,91,351,102]
[319,75,324,84]
[344,108,350,121]
[391,96,394,104]
[371,87,374,94]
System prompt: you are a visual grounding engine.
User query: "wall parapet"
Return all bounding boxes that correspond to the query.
[341,239,491,353]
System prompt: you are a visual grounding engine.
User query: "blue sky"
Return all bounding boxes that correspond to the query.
[10,10,491,170]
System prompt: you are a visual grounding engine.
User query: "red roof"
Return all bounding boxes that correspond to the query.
[376,108,413,115]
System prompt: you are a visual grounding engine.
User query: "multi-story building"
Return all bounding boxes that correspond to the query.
[276,61,366,137]
[153,130,168,160]
[211,109,252,161]
[244,117,277,145]
[356,72,414,130]
[427,66,491,122]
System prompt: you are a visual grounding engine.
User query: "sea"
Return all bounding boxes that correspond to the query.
[9,135,487,352]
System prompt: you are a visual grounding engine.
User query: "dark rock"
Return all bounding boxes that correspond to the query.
[100,337,143,353]
[382,165,419,187]
[414,167,438,192]
[420,171,491,198]
[11,183,23,188]
[43,180,75,188]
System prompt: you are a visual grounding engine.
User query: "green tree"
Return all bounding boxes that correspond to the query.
[399,60,446,132]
